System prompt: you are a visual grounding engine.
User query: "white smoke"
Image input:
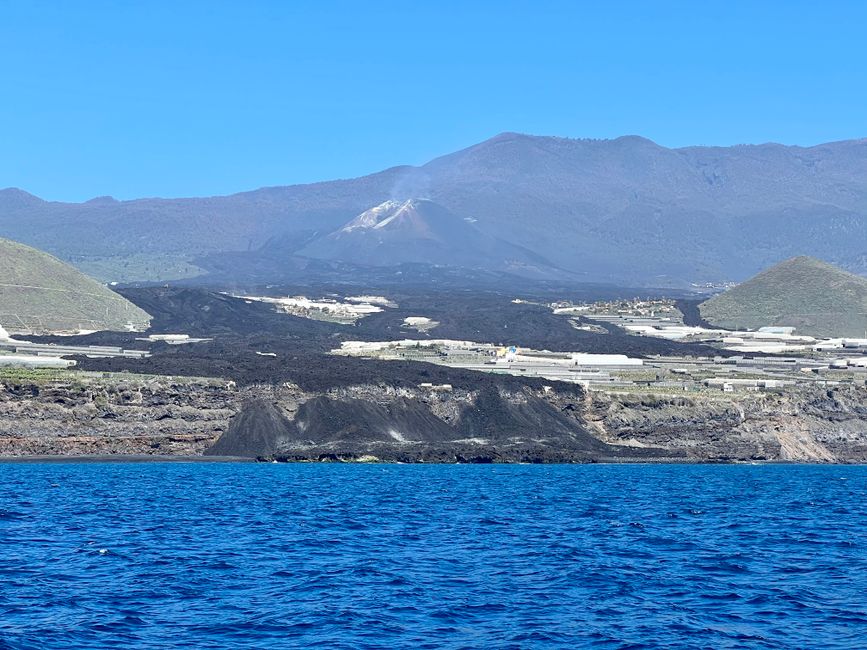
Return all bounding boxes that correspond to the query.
[390,168,431,201]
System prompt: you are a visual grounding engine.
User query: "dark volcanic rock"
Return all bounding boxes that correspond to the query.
[8,288,866,464]
[455,386,608,451]
[0,376,241,457]
[64,287,728,393]
[203,384,672,462]
[3,372,867,462]
[288,396,456,444]
[205,399,293,458]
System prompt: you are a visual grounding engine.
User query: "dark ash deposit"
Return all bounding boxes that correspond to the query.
[6,286,865,463]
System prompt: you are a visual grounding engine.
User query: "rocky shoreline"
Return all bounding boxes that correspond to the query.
[0,454,254,463]
[2,371,866,463]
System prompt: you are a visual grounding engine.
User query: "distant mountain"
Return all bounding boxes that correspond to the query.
[0,237,150,334]
[297,198,561,278]
[699,256,867,337]
[2,133,867,285]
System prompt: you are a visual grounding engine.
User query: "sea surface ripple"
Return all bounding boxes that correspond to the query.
[0,463,865,649]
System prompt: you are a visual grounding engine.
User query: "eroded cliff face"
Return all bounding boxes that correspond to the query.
[584,386,867,462]
[0,376,243,456]
[2,373,866,462]
[209,382,867,463]
[255,384,661,463]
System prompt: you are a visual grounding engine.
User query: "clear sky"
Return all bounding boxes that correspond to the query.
[2,0,866,201]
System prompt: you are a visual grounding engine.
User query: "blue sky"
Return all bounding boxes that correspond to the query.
[2,0,866,201]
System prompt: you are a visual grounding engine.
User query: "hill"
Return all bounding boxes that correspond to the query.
[2,134,867,285]
[699,256,867,337]
[297,198,562,278]
[0,237,151,334]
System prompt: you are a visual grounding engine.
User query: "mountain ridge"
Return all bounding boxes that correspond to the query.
[6,131,867,202]
[2,133,867,285]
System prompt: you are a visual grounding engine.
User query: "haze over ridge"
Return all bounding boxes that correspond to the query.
[2,132,866,286]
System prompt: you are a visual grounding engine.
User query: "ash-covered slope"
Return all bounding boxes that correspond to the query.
[198,379,867,463]
[204,383,664,463]
[0,237,150,334]
[699,256,867,337]
[298,198,561,278]
[4,133,867,285]
[205,398,294,458]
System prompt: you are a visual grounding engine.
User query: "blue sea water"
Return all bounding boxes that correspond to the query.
[0,463,865,649]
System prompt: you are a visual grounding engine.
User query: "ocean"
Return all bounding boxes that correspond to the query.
[1,463,864,648]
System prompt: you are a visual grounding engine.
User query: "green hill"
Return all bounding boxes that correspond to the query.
[699,256,867,338]
[0,237,150,334]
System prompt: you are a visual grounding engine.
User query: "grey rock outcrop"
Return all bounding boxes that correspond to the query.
[2,372,867,463]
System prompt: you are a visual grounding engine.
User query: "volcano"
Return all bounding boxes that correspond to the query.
[299,198,560,277]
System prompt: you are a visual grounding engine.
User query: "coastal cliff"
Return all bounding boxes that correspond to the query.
[585,386,867,462]
[0,373,241,456]
[2,370,867,462]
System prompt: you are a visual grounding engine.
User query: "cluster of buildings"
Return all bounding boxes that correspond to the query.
[232,293,394,325]
[136,334,212,345]
[0,323,213,372]
[333,293,867,395]
[0,323,150,370]
[334,339,647,387]
[555,298,867,360]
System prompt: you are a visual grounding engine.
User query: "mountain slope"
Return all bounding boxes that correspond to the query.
[298,198,561,277]
[0,237,151,334]
[699,256,867,337]
[3,134,867,285]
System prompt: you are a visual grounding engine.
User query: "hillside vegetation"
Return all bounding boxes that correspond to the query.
[0,237,150,334]
[699,256,867,337]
